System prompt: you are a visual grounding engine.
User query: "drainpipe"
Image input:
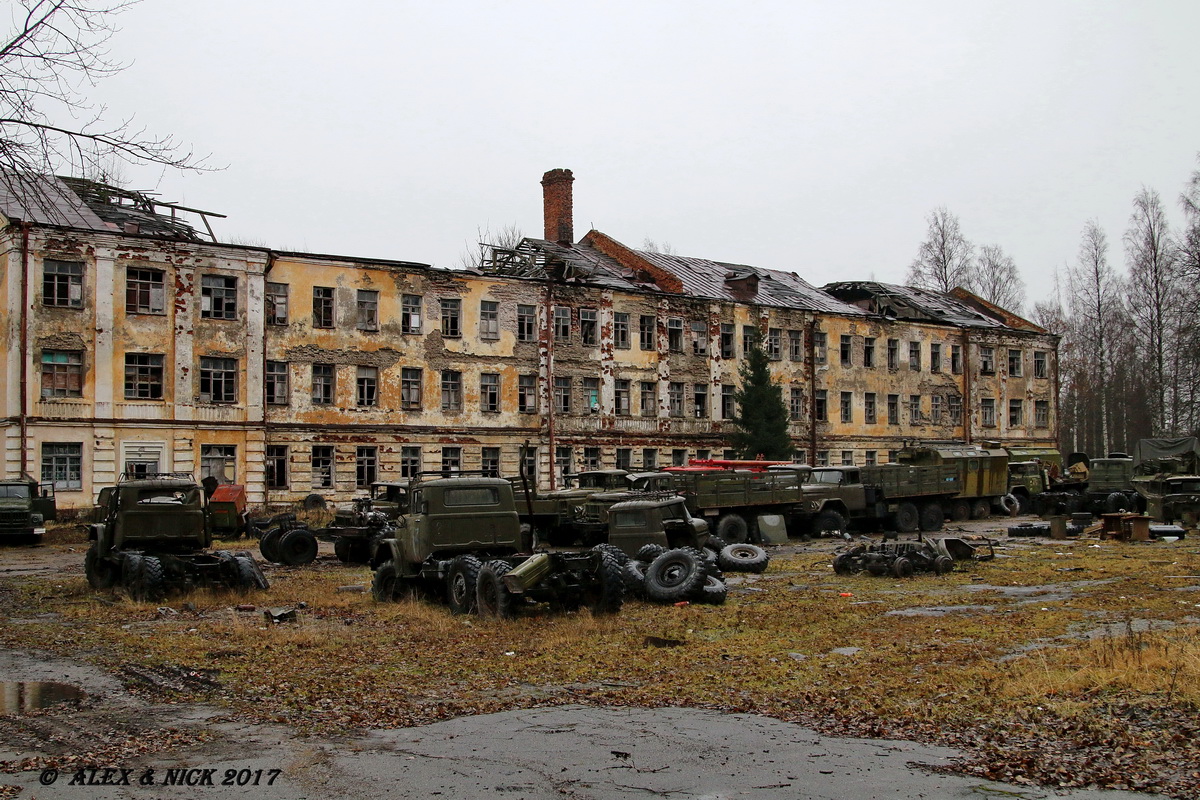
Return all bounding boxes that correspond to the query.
[961,328,972,445]
[807,318,818,464]
[18,222,31,475]
[543,275,556,490]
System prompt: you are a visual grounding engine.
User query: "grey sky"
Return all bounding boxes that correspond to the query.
[87,0,1199,310]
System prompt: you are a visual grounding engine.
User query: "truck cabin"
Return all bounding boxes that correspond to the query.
[767,464,813,483]
[1161,476,1200,495]
[370,481,410,515]
[572,470,631,490]
[107,477,208,549]
[606,496,707,554]
[808,467,860,486]
[625,472,677,492]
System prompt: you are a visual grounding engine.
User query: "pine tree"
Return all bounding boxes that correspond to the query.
[730,342,793,460]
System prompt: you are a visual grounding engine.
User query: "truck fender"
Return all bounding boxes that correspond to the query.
[372,538,402,570]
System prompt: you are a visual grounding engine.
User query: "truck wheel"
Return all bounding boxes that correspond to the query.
[636,544,666,563]
[970,499,991,520]
[693,574,728,605]
[1015,493,1032,514]
[1105,492,1131,513]
[301,493,326,510]
[718,543,769,574]
[333,538,352,563]
[934,555,954,575]
[84,545,118,589]
[445,555,483,615]
[949,499,971,522]
[621,560,647,599]
[277,529,318,566]
[812,510,846,537]
[131,556,166,602]
[583,553,625,615]
[644,548,706,603]
[476,560,517,619]
[591,543,629,566]
[890,556,914,579]
[121,553,144,588]
[372,560,400,602]
[832,553,857,575]
[894,502,919,533]
[233,555,266,591]
[918,503,944,532]
[716,513,750,544]
[999,494,1020,516]
[259,528,284,562]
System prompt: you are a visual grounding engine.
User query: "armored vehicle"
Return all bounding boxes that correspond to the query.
[0,476,56,542]
[370,473,624,618]
[85,473,268,601]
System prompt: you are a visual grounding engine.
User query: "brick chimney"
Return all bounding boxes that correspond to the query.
[541,168,574,244]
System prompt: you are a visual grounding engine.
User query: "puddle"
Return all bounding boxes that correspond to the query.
[886,604,996,617]
[0,680,87,714]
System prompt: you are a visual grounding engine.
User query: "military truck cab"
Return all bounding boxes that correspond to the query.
[606,496,710,556]
[1135,474,1200,527]
[0,476,56,542]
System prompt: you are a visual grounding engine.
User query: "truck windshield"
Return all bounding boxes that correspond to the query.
[0,484,31,498]
[809,471,843,485]
[1168,480,1200,493]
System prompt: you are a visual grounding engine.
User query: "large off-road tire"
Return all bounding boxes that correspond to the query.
[812,509,847,537]
[999,494,1020,517]
[277,528,318,566]
[445,555,483,615]
[621,560,647,599]
[894,502,919,533]
[644,548,706,603]
[591,543,629,567]
[716,513,750,544]
[949,499,971,522]
[301,493,327,511]
[476,560,517,619]
[233,555,265,591]
[1014,492,1033,514]
[84,544,118,589]
[121,552,144,588]
[333,538,352,563]
[718,543,769,574]
[705,536,729,553]
[583,553,625,615]
[635,544,667,563]
[832,553,857,575]
[918,503,944,532]
[1105,492,1131,513]
[970,499,991,520]
[259,527,284,562]
[693,574,728,605]
[890,556,914,579]
[934,555,954,575]
[131,555,165,602]
[372,560,400,602]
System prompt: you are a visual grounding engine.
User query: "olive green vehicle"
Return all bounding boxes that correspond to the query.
[1134,474,1200,527]
[0,475,56,543]
[521,469,631,546]
[604,495,711,556]
[85,473,269,601]
[799,464,962,536]
[895,445,1011,520]
[369,473,624,619]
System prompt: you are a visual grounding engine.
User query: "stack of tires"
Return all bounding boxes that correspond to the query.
[608,540,769,606]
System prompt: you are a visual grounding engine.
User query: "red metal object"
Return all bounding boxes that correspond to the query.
[664,458,792,473]
[210,483,247,513]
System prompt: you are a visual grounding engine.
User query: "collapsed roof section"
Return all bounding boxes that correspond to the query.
[822,281,1014,330]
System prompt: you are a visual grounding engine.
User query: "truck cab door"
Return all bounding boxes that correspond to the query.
[33,483,57,522]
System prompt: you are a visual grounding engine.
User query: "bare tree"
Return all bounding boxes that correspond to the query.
[641,237,676,255]
[905,207,974,293]
[1124,187,1180,433]
[458,223,524,269]
[1180,154,1200,284]
[0,0,209,204]
[965,243,1025,313]
[1067,220,1123,454]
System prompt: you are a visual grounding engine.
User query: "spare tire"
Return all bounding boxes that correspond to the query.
[591,542,629,566]
[716,513,750,544]
[259,527,284,562]
[277,528,318,566]
[999,494,1020,516]
[621,560,647,599]
[636,544,667,563]
[718,543,770,574]
[476,560,517,619]
[693,574,728,605]
[1105,492,1131,514]
[644,548,706,603]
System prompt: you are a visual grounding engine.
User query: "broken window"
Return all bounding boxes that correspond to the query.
[949,395,963,424]
[691,321,708,355]
[583,447,601,471]
[517,304,536,342]
[721,384,736,420]
[865,451,877,466]
[1009,398,1023,426]
[580,308,598,345]
[41,442,82,490]
[400,446,422,477]
[863,337,875,368]
[864,392,877,424]
[930,343,942,373]
[721,324,735,359]
[639,315,656,351]
[40,349,83,398]
[887,394,899,425]
[582,377,600,411]
[981,397,996,427]
[265,360,290,405]
[518,374,537,413]
[951,344,963,374]
[615,380,631,416]
[201,275,237,320]
[789,330,804,361]
[667,382,684,417]
[840,391,852,423]
[813,331,827,364]
[839,335,852,366]
[842,451,854,467]
[199,357,237,403]
[816,450,829,467]
[357,290,379,331]
[1034,351,1048,379]
[553,377,571,414]
[743,325,758,356]
[43,259,83,308]
[613,313,630,349]
[311,446,334,489]
[1008,349,1023,376]
[440,298,462,338]
[643,449,657,469]
[555,446,573,480]
[693,384,709,418]
[480,373,500,412]
[313,287,335,328]
[356,446,377,488]
[126,267,165,314]
[440,446,461,476]
[615,448,632,470]
[357,366,378,407]
[909,394,921,424]
[312,363,335,405]
[124,353,164,400]
[401,368,423,410]
[481,447,501,477]
[201,444,236,483]
[441,370,462,411]
[887,338,899,370]
[667,318,684,353]
[931,394,944,424]
[266,282,288,325]
[766,328,782,361]
[265,445,288,489]
[908,342,921,371]
[1035,399,1049,427]
[979,346,995,375]
[814,389,827,422]
[672,449,687,467]
[479,300,500,340]
[640,381,657,417]
[553,306,571,341]
[790,387,804,421]
[401,294,423,334]
[521,446,537,481]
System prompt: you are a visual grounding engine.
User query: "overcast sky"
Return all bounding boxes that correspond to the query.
[85,0,1199,311]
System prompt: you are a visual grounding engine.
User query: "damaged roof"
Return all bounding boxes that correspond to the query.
[822,281,1007,328]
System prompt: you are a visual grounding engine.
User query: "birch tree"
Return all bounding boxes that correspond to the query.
[1067,221,1122,454]
[966,243,1026,313]
[906,207,974,292]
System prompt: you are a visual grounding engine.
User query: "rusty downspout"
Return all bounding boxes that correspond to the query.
[807,318,818,464]
[18,221,31,474]
[961,328,972,445]
[543,275,556,490]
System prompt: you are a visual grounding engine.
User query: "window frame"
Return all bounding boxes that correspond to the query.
[312,286,335,328]
[43,259,83,308]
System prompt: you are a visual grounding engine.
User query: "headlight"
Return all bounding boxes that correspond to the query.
[31,513,43,525]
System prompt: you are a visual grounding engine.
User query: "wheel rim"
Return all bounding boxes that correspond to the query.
[450,573,468,606]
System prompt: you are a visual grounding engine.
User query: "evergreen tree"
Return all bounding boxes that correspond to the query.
[730,342,793,460]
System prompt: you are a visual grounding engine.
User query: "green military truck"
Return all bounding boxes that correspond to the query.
[370,473,624,619]
[0,475,57,543]
[85,473,269,601]
[798,464,962,535]
[519,469,630,546]
[1132,437,1200,527]
[896,445,1012,520]
[604,494,712,555]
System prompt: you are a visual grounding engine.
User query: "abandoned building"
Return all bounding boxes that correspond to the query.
[0,169,1059,510]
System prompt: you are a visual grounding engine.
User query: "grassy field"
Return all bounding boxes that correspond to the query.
[3,525,1199,796]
